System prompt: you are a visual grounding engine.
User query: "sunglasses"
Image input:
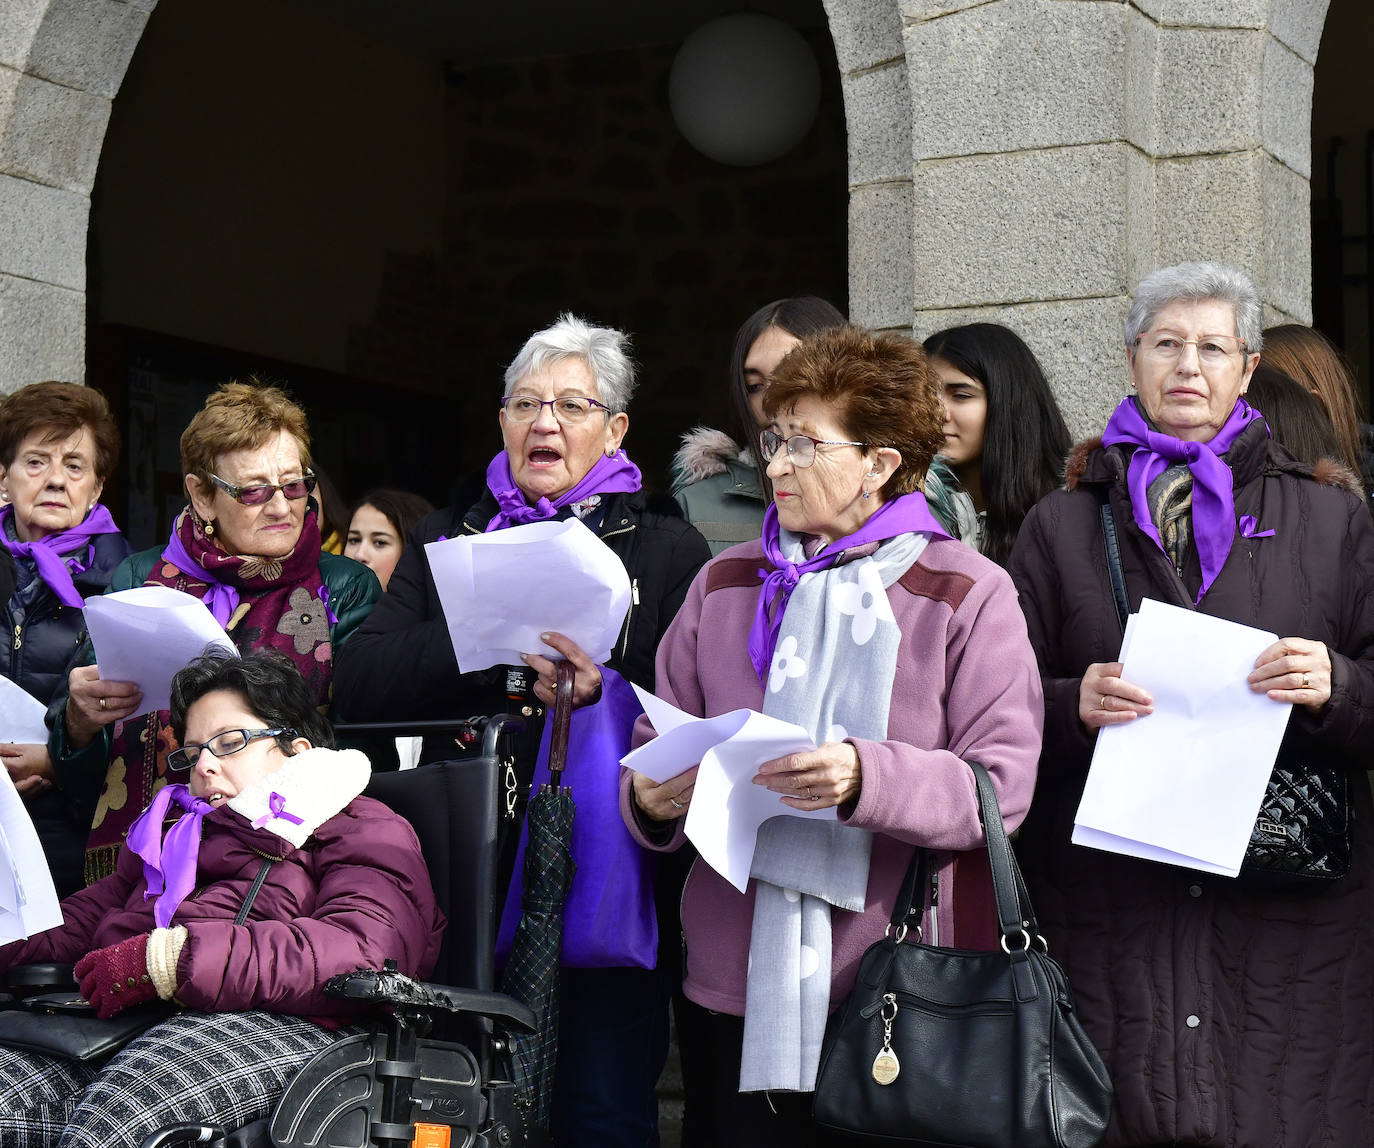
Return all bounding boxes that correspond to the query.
[209,471,317,506]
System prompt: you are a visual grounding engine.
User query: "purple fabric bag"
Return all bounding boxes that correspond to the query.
[495,667,658,969]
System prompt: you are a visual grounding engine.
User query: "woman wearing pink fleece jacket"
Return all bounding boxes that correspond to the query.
[621,326,1042,1146]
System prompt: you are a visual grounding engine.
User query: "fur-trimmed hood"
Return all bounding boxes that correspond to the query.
[671,426,750,486]
[226,746,371,849]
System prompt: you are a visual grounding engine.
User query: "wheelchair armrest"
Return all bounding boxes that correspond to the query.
[325,965,537,1035]
[0,963,76,996]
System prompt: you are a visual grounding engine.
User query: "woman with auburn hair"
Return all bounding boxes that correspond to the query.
[0,381,130,897]
[624,325,1042,1144]
[49,379,380,882]
[1260,323,1367,487]
[921,323,1072,565]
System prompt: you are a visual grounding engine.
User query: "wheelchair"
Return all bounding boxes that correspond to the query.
[5,714,549,1148]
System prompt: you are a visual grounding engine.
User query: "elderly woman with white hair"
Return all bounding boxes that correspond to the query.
[334,313,710,1146]
[1009,262,1374,1146]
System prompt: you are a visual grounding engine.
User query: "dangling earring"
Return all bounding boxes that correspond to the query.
[204,519,215,537]
[862,489,872,501]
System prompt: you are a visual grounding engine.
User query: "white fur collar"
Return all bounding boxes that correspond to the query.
[226,746,371,848]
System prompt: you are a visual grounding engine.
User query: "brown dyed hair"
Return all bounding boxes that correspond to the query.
[765,325,944,497]
[1260,325,1363,476]
[180,378,312,491]
[0,381,120,480]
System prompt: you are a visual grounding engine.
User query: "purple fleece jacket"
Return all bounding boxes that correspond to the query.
[1,795,443,1021]
[620,535,1042,1016]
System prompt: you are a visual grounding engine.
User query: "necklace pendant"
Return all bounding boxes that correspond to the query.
[871,1046,900,1085]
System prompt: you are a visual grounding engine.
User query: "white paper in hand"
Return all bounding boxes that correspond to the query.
[84,585,238,714]
[425,518,632,672]
[0,676,51,744]
[1073,597,1291,876]
[0,766,61,944]
[623,685,835,892]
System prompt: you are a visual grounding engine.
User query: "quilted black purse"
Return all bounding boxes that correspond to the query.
[812,762,1112,1147]
[1099,497,1351,887]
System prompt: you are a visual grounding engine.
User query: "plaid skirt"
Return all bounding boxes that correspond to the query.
[0,1009,360,1148]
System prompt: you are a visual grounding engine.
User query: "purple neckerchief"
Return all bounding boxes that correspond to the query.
[747,493,951,686]
[126,783,216,929]
[0,503,118,609]
[251,791,305,831]
[483,449,642,532]
[160,526,239,626]
[1102,396,1263,603]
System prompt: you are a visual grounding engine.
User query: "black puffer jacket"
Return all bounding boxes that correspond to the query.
[1008,421,1374,1147]
[2,527,131,898]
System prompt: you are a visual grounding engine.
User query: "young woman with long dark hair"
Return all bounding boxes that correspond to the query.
[922,322,1071,566]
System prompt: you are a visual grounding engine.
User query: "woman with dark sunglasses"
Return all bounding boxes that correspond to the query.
[49,380,381,882]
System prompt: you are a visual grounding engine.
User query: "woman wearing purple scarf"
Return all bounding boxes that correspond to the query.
[1009,261,1374,1147]
[334,314,710,1147]
[0,381,130,898]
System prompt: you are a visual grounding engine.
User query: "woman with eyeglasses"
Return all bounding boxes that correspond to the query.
[50,380,381,882]
[0,650,441,1146]
[0,382,131,899]
[334,314,710,1147]
[1008,262,1374,1147]
[621,325,1042,1144]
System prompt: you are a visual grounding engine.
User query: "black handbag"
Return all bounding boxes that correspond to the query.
[1098,497,1352,886]
[812,762,1112,1147]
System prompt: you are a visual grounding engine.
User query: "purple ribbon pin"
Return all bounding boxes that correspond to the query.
[252,792,305,831]
[1239,514,1275,539]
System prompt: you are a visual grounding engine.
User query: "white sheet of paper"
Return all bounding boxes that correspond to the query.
[84,585,238,714]
[0,764,61,945]
[0,676,51,744]
[425,518,632,673]
[1073,597,1291,876]
[623,685,836,893]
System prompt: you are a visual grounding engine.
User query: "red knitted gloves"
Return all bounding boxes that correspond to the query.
[74,934,156,1019]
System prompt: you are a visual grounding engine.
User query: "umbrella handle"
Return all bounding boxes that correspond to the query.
[548,660,576,788]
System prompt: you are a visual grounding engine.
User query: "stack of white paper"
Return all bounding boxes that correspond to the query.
[1073,597,1292,877]
[623,686,835,892]
[0,764,61,944]
[425,518,632,672]
[84,585,237,714]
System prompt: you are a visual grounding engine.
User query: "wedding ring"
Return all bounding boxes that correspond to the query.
[1302,673,1311,689]
[1099,695,1109,711]
[804,786,813,800]
[99,697,107,711]
[669,797,684,810]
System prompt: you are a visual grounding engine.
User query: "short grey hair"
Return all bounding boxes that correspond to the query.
[1124,261,1263,354]
[503,313,637,413]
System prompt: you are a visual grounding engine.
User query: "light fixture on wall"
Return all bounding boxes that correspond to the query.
[669,12,822,167]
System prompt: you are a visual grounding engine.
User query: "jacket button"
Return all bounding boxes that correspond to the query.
[520,705,533,717]
[1188,884,1202,898]
[1185,1014,1200,1028]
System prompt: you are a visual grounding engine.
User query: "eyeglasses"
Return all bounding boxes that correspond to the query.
[759,429,868,469]
[1134,332,1248,366]
[209,471,317,506]
[500,395,611,424]
[167,727,296,772]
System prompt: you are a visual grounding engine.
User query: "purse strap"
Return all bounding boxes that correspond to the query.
[1099,492,1130,635]
[886,763,1042,958]
[547,660,576,788]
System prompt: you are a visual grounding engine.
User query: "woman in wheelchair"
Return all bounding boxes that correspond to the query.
[0,651,443,1148]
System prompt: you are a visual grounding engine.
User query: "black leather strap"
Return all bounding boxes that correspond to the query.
[1099,493,1130,634]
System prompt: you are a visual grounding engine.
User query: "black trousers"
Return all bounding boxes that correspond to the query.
[675,997,859,1148]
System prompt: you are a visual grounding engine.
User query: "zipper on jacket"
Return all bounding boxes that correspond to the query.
[617,578,640,662]
[11,624,20,652]
[927,865,939,946]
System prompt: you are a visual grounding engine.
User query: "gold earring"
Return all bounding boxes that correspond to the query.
[204,519,215,537]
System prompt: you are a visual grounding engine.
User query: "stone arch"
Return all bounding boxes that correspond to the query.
[0,0,155,388]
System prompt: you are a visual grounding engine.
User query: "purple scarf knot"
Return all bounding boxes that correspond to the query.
[747,492,950,686]
[126,783,216,929]
[484,449,642,532]
[252,791,304,830]
[160,527,240,626]
[0,503,119,608]
[1102,396,1263,604]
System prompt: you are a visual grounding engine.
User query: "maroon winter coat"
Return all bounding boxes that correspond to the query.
[3,793,444,1020]
[1009,421,1374,1147]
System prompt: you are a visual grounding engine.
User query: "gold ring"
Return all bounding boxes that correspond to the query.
[99,697,107,711]
[804,786,813,800]
[1302,673,1311,689]
[1099,694,1109,711]
[669,797,684,810]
